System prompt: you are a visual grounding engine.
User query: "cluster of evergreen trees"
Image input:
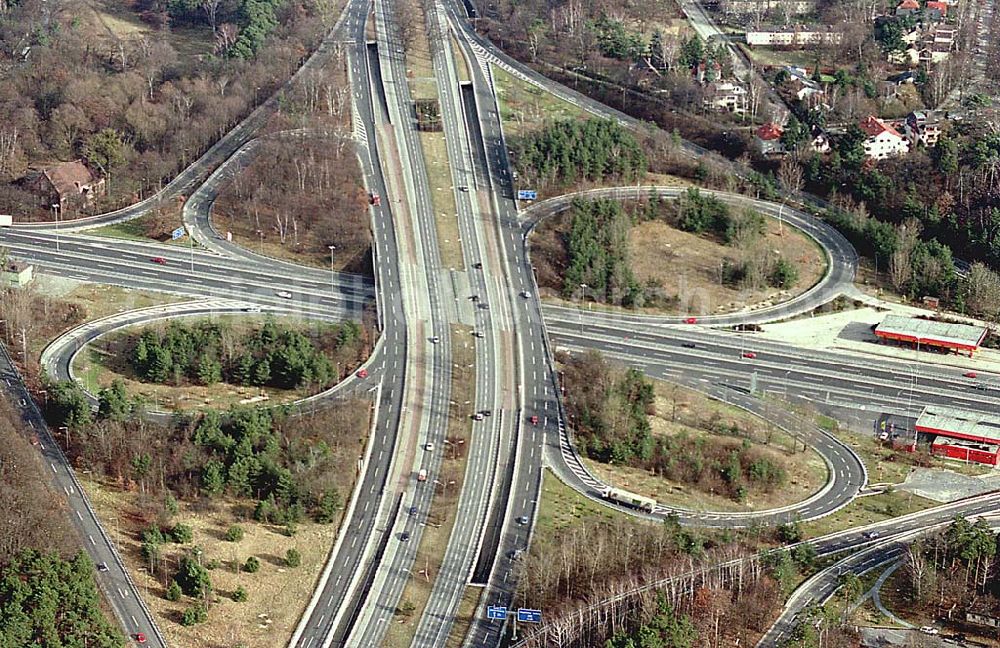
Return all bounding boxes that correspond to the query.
[0,550,124,647]
[127,319,357,390]
[512,118,647,187]
[563,198,642,306]
[165,0,282,59]
[193,407,342,525]
[605,596,696,648]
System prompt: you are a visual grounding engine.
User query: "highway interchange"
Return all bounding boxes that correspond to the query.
[2,0,1000,647]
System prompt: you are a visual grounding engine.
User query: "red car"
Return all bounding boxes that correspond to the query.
[685,317,698,324]
[150,257,167,265]
[134,633,146,644]
[741,351,757,359]
[529,415,539,426]
[356,368,369,379]
[964,371,978,378]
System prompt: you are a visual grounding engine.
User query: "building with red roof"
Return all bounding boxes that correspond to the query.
[859,115,909,160]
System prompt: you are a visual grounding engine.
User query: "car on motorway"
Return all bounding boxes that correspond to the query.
[472,331,484,338]
[964,371,978,378]
[400,531,411,542]
[134,634,146,644]
[529,415,539,426]
[477,303,489,310]
[520,290,531,298]
[424,443,434,451]
[473,262,483,269]
[516,516,529,525]
[741,351,757,359]
[481,409,492,417]
[472,412,484,421]
[242,306,261,313]
[417,469,427,482]
[919,626,939,635]
[681,342,696,349]
[458,185,469,192]
[862,530,880,540]
[275,290,293,299]
[509,548,524,559]
[409,506,418,515]
[150,257,167,265]
[470,294,479,302]
[356,368,368,378]
[97,562,109,572]
[430,336,440,344]
[684,317,697,324]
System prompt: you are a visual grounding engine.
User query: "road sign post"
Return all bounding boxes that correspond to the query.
[486,605,507,621]
[516,189,537,201]
[171,226,186,240]
[517,608,542,623]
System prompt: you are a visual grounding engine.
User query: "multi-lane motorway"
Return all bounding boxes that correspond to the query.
[3,0,1000,646]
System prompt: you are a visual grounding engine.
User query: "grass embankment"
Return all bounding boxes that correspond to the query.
[404,2,463,270]
[531,201,826,317]
[492,65,588,138]
[382,325,475,647]
[582,380,828,513]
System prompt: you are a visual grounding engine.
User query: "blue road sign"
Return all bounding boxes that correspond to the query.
[517,608,542,623]
[517,190,537,201]
[487,606,507,621]
[171,226,186,240]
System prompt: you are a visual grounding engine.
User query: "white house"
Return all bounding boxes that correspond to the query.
[859,115,910,160]
[704,81,749,115]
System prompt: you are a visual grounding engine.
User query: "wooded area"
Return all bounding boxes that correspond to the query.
[114,318,369,390]
[559,350,787,503]
[44,380,369,528]
[0,0,340,219]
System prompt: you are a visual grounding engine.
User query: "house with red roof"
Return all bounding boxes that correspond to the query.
[925,0,948,20]
[859,115,909,160]
[895,0,920,16]
[755,123,784,155]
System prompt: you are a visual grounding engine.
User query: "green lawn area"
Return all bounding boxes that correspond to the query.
[492,65,588,138]
[800,490,937,539]
[536,469,622,536]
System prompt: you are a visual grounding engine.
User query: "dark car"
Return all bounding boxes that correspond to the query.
[516,516,529,525]
[400,531,411,542]
[473,262,483,269]
[681,342,696,349]
[481,409,492,417]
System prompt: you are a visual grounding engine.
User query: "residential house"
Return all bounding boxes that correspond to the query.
[810,125,831,153]
[924,0,948,20]
[693,60,723,84]
[1,261,33,288]
[895,0,920,16]
[755,122,785,155]
[904,110,943,147]
[703,81,748,115]
[746,27,843,47]
[859,115,910,159]
[26,160,104,213]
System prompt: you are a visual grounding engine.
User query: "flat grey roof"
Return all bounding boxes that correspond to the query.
[917,405,1000,443]
[875,314,987,348]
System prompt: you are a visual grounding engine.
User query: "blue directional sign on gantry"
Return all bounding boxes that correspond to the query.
[487,606,507,621]
[517,608,542,623]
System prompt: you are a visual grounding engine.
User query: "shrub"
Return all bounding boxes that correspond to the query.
[165,580,182,602]
[141,525,166,546]
[232,586,248,602]
[769,257,799,289]
[180,602,208,626]
[175,556,212,598]
[777,521,803,544]
[225,525,245,542]
[170,523,193,544]
[243,556,260,573]
[285,548,301,568]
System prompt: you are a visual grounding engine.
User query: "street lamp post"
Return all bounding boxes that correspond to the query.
[328,244,337,291]
[52,204,60,251]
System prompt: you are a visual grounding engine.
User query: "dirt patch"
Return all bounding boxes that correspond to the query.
[581,381,827,512]
[532,206,826,316]
[78,476,349,648]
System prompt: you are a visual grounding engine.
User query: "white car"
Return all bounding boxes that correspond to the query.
[424,443,434,452]
[919,626,939,635]
[275,290,293,299]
